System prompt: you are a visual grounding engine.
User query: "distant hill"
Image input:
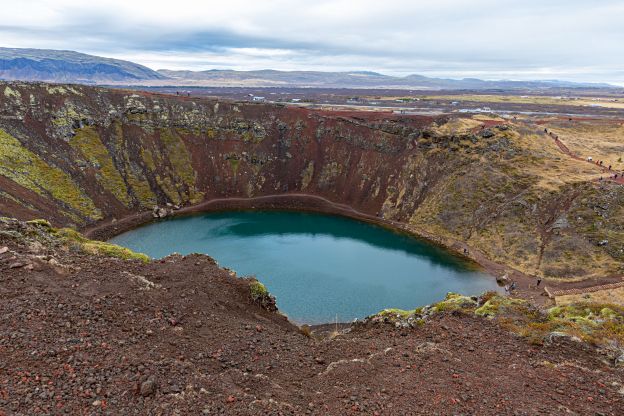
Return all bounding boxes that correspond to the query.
[157,68,614,90]
[0,48,166,84]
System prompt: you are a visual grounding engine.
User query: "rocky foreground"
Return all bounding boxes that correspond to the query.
[1,218,624,415]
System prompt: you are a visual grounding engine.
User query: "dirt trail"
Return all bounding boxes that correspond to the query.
[544,129,624,184]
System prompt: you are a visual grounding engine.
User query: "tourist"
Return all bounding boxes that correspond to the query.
[536,277,541,287]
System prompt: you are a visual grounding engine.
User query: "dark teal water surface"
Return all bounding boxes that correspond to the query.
[110,211,498,323]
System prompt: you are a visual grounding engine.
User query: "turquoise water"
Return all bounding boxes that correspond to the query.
[110,211,498,323]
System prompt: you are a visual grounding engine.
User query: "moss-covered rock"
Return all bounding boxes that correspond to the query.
[26,219,53,229]
[430,292,478,313]
[54,227,150,263]
[475,296,528,317]
[249,279,277,311]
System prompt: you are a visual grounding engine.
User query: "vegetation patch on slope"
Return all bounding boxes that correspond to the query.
[70,126,132,207]
[14,218,149,262]
[0,129,101,221]
[367,291,624,359]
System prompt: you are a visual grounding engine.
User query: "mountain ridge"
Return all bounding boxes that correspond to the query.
[157,68,614,89]
[0,47,166,84]
[0,47,615,89]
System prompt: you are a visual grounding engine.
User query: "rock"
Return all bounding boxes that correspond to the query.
[140,378,157,397]
[9,262,25,269]
[496,273,510,285]
[552,216,569,229]
[545,331,581,344]
[152,206,168,218]
[0,246,8,255]
[480,129,495,138]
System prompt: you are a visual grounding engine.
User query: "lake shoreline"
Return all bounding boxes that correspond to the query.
[86,194,623,307]
[83,193,556,302]
[109,210,502,323]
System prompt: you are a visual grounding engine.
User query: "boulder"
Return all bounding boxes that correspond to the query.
[152,206,169,219]
[480,129,495,138]
[496,273,510,285]
[140,378,157,397]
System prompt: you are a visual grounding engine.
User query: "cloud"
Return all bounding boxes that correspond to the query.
[1,0,623,83]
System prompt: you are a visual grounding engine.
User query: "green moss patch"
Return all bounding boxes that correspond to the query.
[159,129,203,203]
[0,129,101,221]
[55,227,150,263]
[475,296,528,317]
[431,292,477,313]
[70,127,131,207]
[248,279,277,311]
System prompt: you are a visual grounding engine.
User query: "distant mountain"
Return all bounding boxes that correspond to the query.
[155,69,397,87]
[0,48,166,84]
[156,68,614,90]
[0,47,614,89]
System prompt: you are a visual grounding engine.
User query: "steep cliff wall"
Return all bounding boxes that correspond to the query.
[0,82,622,281]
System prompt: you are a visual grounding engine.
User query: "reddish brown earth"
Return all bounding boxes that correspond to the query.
[2,220,624,415]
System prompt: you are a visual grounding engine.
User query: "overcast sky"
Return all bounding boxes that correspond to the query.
[2,0,624,84]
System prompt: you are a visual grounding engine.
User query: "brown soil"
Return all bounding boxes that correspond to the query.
[2,224,624,415]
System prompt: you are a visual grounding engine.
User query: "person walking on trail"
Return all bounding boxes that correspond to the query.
[510,281,517,292]
[536,277,542,287]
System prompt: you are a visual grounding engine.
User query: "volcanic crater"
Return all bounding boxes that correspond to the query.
[1,82,624,414]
